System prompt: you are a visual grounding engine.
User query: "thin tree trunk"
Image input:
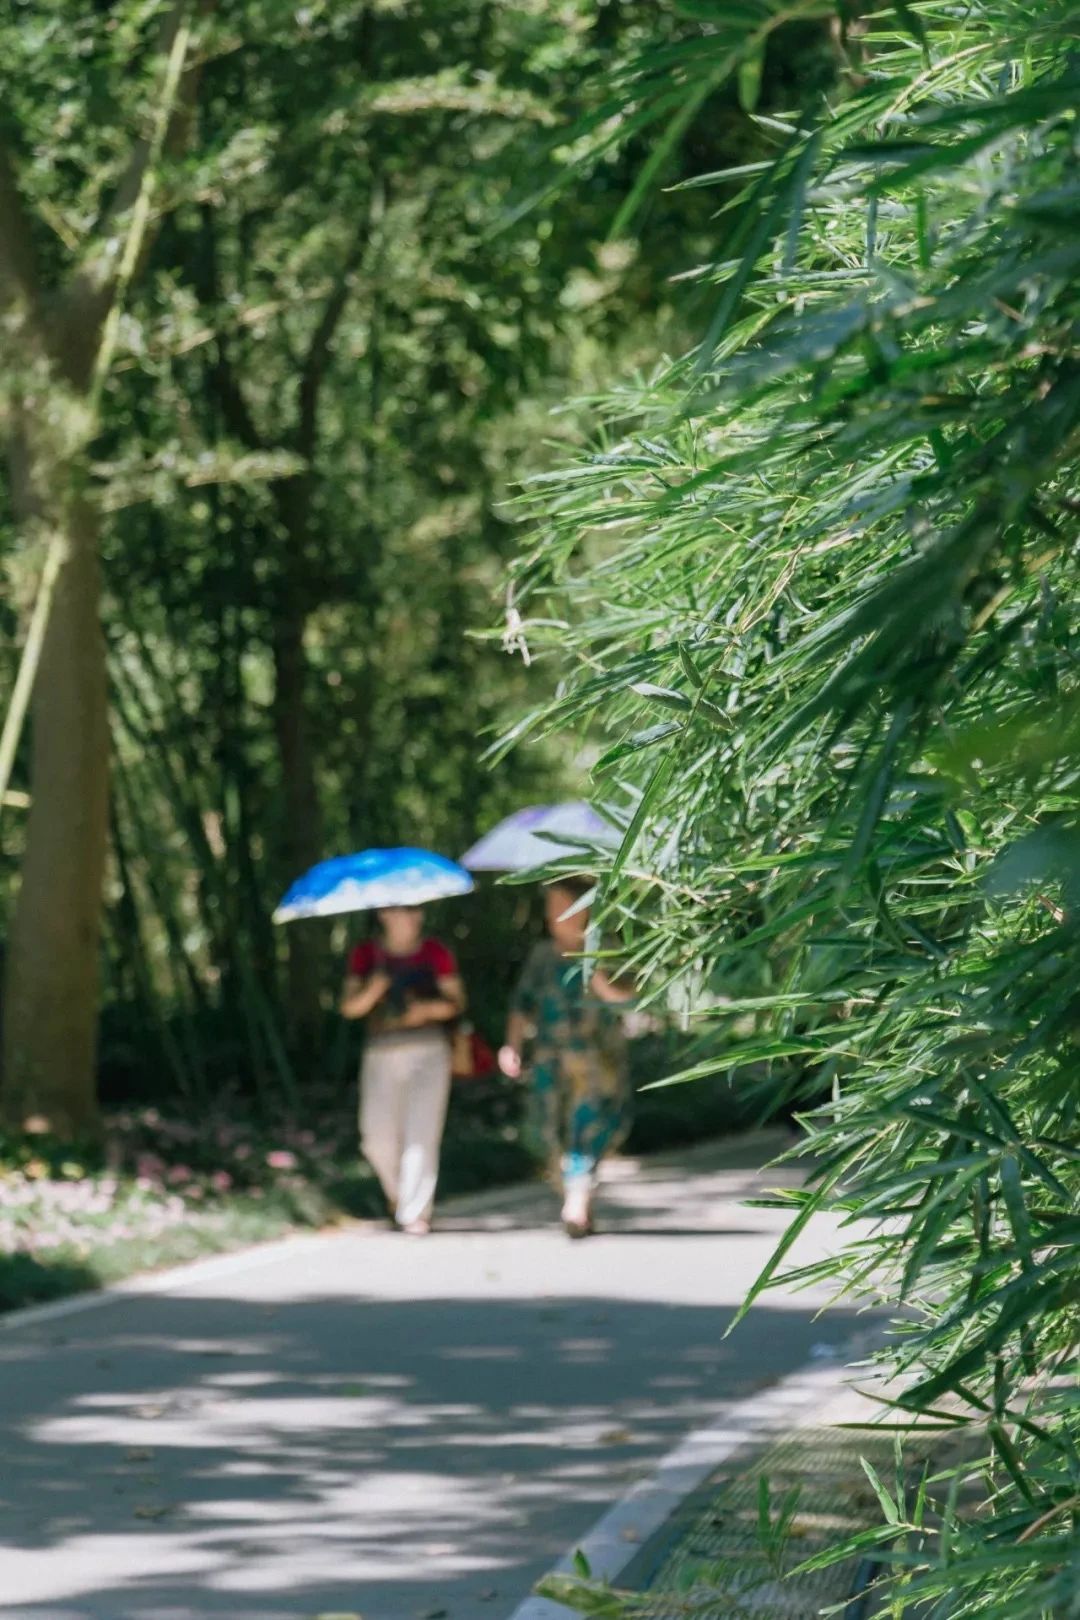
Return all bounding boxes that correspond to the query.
[271,560,325,1063]
[227,599,277,993]
[208,359,327,1067]
[196,178,375,1071]
[2,494,109,1134]
[268,207,375,1067]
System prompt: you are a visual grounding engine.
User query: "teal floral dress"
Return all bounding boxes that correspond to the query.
[512,940,631,1181]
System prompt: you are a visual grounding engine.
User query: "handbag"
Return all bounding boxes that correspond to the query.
[451,1021,474,1079]
[451,1022,497,1081]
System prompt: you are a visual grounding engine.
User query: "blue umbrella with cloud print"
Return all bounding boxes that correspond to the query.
[274,847,474,923]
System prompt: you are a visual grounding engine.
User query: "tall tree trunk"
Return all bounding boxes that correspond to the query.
[2,495,109,1134]
[0,13,207,1131]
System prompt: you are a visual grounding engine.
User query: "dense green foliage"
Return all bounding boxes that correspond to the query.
[512,1,1080,1613]
[8,12,1076,1610]
[0,1,757,1119]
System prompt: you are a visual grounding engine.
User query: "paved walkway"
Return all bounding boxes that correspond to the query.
[0,1133,865,1620]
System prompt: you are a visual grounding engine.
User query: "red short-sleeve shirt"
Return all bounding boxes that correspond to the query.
[347,938,457,980]
[346,937,459,1040]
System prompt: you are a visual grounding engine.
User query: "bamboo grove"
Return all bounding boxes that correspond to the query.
[510,1,1080,1614]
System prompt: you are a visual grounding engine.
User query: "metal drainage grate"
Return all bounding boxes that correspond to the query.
[617,1419,944,1620]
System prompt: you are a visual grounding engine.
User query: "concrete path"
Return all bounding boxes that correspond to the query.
[0,1133,865,1620]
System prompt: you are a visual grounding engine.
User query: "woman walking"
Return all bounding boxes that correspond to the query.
[341,904,464,1235]
[500,878,633,1237]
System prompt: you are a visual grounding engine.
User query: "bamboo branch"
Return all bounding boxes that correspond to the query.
[59,1,213,389]
[85,7,198,404]
[1017,1493,1080,1544]
[94,8,197,240]
[0,530,66,811]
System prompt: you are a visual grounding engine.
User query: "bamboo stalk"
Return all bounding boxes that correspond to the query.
[0,530,65,817]
[86,10,195,416]
[110,634,299,1104]
[110,792,198,1102]
[0,8,197,825]
[111,746,210,1095]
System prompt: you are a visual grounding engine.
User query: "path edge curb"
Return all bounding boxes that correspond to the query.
[506,1334,883,1620]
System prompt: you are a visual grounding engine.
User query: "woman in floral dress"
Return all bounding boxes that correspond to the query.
[499,878,634,1237]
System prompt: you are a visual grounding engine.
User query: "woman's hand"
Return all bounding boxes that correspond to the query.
[498,1044,523,1080]
[500,1010,529,1079]
[590,967,636,1005]
[340,970,392,1020]
[397,984,462,1028]
[400,1000,437,1029]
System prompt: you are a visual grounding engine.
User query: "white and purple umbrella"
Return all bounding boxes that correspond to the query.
[274,847,473,922]
[462,803,617,873]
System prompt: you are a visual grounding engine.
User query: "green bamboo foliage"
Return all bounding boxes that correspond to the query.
[513,2,1080,1613]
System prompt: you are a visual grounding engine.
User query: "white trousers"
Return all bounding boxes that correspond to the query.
[360,1032,452,1226]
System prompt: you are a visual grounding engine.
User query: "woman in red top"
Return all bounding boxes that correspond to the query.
[340,905,464,1235]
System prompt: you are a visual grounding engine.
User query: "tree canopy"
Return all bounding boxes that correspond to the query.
[0,0,750,1121]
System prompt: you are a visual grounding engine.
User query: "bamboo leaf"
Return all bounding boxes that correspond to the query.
[610,75,719,240]
[737,47,764,115]
[629,681,693,712]
[860,1458,901,1526]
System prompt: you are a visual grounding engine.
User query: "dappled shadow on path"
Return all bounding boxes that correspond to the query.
[0,1139,864,1620]
[0,1286,868,1620]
